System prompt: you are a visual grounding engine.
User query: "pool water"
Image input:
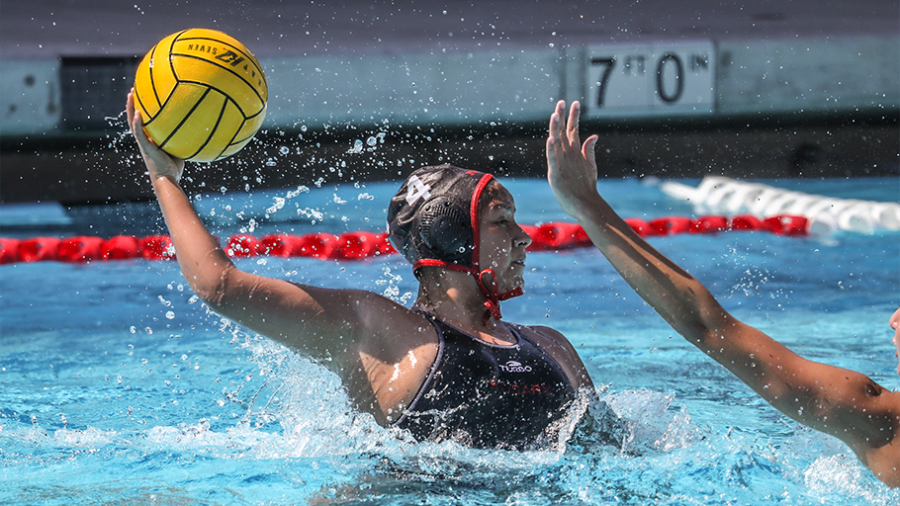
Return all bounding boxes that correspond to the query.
[1,177,898,505]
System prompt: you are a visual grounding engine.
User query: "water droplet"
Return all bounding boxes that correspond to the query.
[348,139,364,154]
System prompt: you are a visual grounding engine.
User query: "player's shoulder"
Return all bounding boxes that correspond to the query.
[510,323,571,348]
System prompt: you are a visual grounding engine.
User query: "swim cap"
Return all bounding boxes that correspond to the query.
[387,164,522,321]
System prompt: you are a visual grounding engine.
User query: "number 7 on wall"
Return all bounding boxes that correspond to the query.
[590,57,617,108]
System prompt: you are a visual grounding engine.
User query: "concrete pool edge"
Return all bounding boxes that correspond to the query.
[2,33,897,137]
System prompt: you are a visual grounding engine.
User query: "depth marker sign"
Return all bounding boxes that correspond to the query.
[585,41,717,117]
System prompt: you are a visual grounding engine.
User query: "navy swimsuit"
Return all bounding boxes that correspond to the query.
[391,313,577,450]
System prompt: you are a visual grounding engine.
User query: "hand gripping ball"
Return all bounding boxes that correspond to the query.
[133,29,268,162]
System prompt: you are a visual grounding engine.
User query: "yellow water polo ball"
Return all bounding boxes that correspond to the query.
[133,28,268,162]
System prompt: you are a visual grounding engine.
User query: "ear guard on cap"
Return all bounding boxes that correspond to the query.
[418,199,472,266]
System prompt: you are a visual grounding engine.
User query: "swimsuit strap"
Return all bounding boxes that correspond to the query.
[389,311,446,427]
[503,321,536,348]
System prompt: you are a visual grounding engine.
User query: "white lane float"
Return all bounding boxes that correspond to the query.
[659,176,900,236]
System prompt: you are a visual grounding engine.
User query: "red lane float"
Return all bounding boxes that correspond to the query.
[18,237,60,262]
[729,215,764,231]
[295,233,337,259]
[259,234,300,257]
[0,214,812,264]
[336,231,389,260]
[101,235,141,260]
[0,238,20,264]
[762,215,809,236]
[226,234,264,258]
[57,236,105,263]
[647,216,693,236]
[523,222,591,252]
[140,235,175,260]
[690,215,729,234]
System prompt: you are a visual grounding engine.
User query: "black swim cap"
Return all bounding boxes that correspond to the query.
[387,164,522,322]
[387,164,492,268]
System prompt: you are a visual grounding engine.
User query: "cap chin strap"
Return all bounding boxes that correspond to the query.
[413,259,523,324]
[475,268,523,324]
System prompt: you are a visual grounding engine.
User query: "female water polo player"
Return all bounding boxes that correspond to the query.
[128,89,898,484]
[545,100,899,487]
[126,90,593,450]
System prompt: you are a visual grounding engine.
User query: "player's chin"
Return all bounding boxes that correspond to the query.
[504,274,525,292]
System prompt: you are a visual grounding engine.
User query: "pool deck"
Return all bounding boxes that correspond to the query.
[1,1,898,204]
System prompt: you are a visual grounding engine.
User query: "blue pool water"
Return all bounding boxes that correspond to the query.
[1,177,898,505]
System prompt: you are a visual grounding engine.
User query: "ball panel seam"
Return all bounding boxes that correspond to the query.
[167,53,266,114]
[158,86,212,151]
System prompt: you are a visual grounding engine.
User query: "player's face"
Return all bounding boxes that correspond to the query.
[478,186,532,293]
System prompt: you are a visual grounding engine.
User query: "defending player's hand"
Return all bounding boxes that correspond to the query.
[546,100,600,221]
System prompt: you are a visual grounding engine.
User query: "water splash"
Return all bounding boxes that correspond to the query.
[4,337,896,505]
[375,267,413,304]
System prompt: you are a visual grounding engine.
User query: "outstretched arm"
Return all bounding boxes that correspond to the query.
[125,91,400,368]
[545,100,723,341]
[546,100,899,484]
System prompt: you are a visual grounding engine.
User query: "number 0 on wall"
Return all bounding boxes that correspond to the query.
[585,41,716,117]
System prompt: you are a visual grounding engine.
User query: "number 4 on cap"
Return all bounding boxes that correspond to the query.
[405,175,432,205]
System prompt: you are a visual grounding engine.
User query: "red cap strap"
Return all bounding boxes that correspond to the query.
[476,268,503,324]
[413,258,473,274]
[468,173,495,275]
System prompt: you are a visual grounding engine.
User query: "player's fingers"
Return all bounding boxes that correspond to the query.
[583,134,599,168]
[566,101,582,148]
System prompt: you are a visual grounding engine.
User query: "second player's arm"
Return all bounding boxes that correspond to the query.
[546,100,898,457]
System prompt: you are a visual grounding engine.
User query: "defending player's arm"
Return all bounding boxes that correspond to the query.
[545,100,899,462]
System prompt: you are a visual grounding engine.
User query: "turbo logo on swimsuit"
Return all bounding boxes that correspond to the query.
[499,360,533,373]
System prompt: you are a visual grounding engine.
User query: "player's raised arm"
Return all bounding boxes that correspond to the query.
[127,91,381,367]
[546,99,900,487]
[546,100,725,339]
